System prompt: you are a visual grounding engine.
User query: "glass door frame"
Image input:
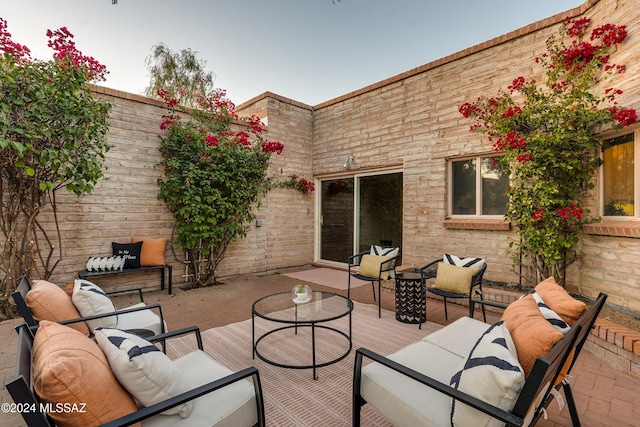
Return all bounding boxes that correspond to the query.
[314,167,403,267]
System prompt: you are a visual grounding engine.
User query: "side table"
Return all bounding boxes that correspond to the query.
[394,272,426,328]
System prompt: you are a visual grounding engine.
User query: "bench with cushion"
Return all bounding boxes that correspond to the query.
[353,277,607,427]
[6,321,265,426]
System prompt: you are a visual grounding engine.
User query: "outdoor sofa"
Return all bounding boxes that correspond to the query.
[353,277,607,426]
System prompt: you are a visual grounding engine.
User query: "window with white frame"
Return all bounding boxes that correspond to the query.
[602,131,637,217]
[449,155,509,216]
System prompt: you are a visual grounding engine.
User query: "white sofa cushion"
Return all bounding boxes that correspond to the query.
[361,340,462,426]
[422,316,490,358]
[450,321,525,427]
[116,302,166,335]
[95,328,193,418]
[142,350,259,427]
[72,279,117,331]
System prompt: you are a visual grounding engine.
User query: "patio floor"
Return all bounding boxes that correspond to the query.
[1,269,639,426]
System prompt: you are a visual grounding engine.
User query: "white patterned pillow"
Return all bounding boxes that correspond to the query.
[443,253,486,269]
[450,321,525,427]
[370,245,399,257]
[530,290,571,334]
[72,279,117,331]
[94,328,193,418]
[85,256,126,272]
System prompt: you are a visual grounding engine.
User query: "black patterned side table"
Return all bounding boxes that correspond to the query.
[394,272,426,328]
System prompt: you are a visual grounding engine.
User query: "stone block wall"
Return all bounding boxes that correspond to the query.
[33,88,316,292]
[310,0,640,312]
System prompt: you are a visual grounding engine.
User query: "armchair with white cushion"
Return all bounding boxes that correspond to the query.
[348,246,401,318]
[12,276,166,338]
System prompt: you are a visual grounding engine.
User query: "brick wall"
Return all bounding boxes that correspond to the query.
[31,89,316,291]
[309,0,640,313]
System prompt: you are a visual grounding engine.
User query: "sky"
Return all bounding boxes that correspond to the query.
[1,0,585,107]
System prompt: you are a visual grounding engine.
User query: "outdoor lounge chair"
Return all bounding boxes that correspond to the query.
[348,247,401,318]
[6,322,266,426]
[12,276,166,337]
[417,254,487,322]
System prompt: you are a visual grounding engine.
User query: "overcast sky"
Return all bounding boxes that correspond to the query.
[2,0,584,106]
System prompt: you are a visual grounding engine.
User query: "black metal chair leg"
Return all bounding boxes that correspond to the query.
[443,296,448,320]
[377,280,381,318]
[563,382,582,427]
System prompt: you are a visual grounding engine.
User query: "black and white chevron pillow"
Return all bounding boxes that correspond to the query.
[450,321,525,426]
[443,253,486,269]
[529,290,571,334]
[370,245,399,257]
[94,327,193,418]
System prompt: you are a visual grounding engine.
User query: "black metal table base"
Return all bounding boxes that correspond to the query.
[252,315,352,380]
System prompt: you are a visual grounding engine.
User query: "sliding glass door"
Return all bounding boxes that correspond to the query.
[318,171,402,264]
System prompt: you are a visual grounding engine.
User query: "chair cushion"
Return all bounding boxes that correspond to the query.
[361,340,459,426]
[26,280,90,336]
[443,253,486,269]
[501,294,564,377]
[94,328,193,418]
[132,236,168,267]
[115,302,166,336]
[433,262,478,294]
[534,277,586,326]
[72,279,118,332]
[422,316,490,358]
[32,320,138,427]
[142,351,259,427]
[112,241,143,269]
[358,254,391,279]
[450,321,525,427]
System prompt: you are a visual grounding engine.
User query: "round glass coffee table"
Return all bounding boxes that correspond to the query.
[252,291,353,379]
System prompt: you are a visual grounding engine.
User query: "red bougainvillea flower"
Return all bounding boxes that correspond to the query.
[558,204,583,220]
[508,76,526,92]
[611,108,638,127]
[46,26,107,81]
[502,106,523,119]
[532,208,545,221]
[0,18,31,62]
[235,131,251,147]
[566,16,591,38]
[458,102,480,119]
[205,135,219,147]
[261,141,284,154]
[591,23,628,47]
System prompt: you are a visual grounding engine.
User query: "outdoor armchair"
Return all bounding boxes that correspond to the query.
[12,276,166,338]
[348,246,401,318]
[6,322,266,427]
[417,254,487,322]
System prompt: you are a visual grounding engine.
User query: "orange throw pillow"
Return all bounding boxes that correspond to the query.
[535,277,586,326]
[33,321,139,427]
[501,294,564,378]
[131,236,168,266]
[26,280,90,336]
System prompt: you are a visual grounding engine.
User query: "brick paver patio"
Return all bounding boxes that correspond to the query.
[1,270,639,426]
